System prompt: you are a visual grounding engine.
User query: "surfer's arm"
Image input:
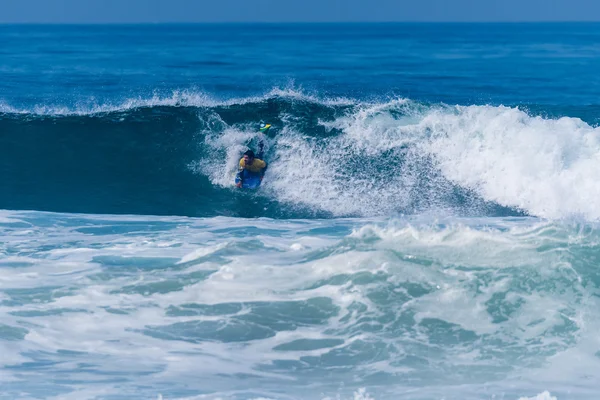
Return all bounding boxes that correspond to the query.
[257,141,265,160]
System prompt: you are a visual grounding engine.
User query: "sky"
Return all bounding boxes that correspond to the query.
[1,0,600,23]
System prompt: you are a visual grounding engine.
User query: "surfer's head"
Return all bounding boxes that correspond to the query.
[243,150,255,164]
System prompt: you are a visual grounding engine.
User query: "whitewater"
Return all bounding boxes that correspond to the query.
[2,210,599,400]
[3,23,600,400]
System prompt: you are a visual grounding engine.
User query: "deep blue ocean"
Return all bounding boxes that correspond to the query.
[2,23,600,400]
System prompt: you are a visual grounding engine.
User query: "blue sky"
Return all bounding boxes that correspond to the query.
[2,0,600,23]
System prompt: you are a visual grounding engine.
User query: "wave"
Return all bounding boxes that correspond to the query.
[0,88,355,116]
[1,90,599,220]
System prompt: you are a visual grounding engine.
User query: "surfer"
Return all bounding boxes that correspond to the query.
[235,123,270,188]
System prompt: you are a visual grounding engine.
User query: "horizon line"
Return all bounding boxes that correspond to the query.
[2,20,600,25]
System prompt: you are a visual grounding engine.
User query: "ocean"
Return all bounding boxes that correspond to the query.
[1,23,600,400]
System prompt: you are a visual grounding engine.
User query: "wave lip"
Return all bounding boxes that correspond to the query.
[0,87,356,117]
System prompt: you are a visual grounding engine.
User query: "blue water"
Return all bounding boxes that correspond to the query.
[2,23,600,400]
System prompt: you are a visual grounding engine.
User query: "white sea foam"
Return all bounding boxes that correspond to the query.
[261,99,600,220]
[1,211,597,398]
[518,391,557,400]
[421,105,600,220]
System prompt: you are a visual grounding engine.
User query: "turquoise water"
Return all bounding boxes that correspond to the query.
[2,23,600,400]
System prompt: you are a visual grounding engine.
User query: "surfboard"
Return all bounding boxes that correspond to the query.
[235,174,262,190]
